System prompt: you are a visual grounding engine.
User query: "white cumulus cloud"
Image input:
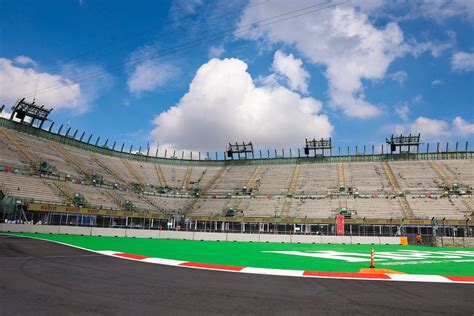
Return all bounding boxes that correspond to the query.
[451,51,474,72]
[237,2,408,119]
[452,116,474,136]
[395,104,410,121]
[151,58,333,152]
[127,44,180,94]
[128,61,179,94]
[420,0,474,21]
[388,70,408,86]
[14,55,37,67]
[272,50,310,94]
[208,45,225,58]
[394,116,474,141]
[0,57,84,111]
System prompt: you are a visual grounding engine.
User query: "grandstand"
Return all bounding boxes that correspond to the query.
[0,105,473,238]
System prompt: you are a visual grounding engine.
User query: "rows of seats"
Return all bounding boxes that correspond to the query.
[254,165,294,195]
[0,129,472,220]
[208,166,254,193]
[188,166,220,190]
[0,132,29,168]
[345,162,392,193]
[2,128,472,196]
[408,197,469,219]
[127,160,161,187]
[289,198,337,218]
[1,170,471,219]
[160,165,188,189]
[67,182,117,209]
[0,172,63,203]
[346,198,404,218]
[389,161,443,192]
[296,163,339,194]
[440,159,474,188]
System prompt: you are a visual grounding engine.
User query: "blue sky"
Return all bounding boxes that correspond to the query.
[0,0,473,156]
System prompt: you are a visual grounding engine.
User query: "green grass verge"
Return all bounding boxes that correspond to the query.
[5,232,474,276]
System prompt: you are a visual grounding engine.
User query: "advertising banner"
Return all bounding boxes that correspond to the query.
[336,215,344,235]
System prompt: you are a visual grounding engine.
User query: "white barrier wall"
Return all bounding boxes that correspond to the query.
[159,230,194,240]
[193,232,227,241]
[260,234,291,243]
[226,233,260,242]
[291,235,322,244]
[91,228,126,237]
[0,224,404,245]
[126,229,161,239]
[59,226,92,236]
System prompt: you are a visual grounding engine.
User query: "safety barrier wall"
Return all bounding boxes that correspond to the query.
[434,236,474,248]
[0,224,407,244]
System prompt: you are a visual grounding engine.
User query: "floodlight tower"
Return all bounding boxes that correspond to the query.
[226,142,254,159]
[303,137,332,156]
[9,98,53,129]
[386,134,421,154]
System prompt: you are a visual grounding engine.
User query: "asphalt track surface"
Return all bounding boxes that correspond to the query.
[0,235,473,315]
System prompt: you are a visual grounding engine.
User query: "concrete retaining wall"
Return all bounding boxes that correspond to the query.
[91,228,126,237]
[59,226,92,236]
[434,236,474,248]
[0,224,404,245]
[226,233,260,242]
[193,232,227,241]
[259,234,291,243]
[159,230,194,240]
[290,235,322,244]
[126,229,161,239]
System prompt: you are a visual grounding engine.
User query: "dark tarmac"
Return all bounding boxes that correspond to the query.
[0,235,473,315]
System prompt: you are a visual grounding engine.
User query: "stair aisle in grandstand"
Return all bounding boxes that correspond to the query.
[154,164,166,187]
[187,166,220,191]
[208,166,254,195]
[92,155,129,185]
[121,158,146,186]
[0,128,34,169]
[345,162,392,194]
[391,161,444,193]
[281,164,302,216]
[181,166,193,191]
[160,165,188,191]
[382,161,414,218]
[440,159,474,188]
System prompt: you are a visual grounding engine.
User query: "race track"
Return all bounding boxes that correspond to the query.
[0,235,472,315]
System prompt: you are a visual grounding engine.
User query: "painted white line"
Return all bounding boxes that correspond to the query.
[142,257,185,266]
[95,250,120,256]
[241,267,304,276]
[387,274,452,283]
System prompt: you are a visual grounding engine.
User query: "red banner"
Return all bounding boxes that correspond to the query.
[336,215,344,235]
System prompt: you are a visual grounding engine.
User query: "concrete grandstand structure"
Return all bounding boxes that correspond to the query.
[0,114,473,239]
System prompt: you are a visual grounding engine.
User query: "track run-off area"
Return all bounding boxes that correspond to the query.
[3,232,474,283]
